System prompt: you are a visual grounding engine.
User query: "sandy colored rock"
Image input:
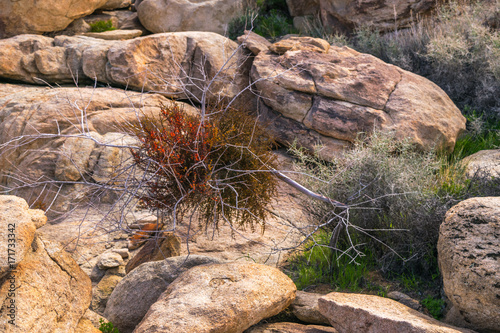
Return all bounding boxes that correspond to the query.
[246,322,338,332]
[100,0,132,10]
[97,251,125,269]
[237,30,272,56]
[0,33,246,104]
[136,0,251,35]
[0,0,108,38]
[134,261,297,333]
[0,235,92,332]
[292,291,331,325]
[105,255,223,333]
[387,291,424,313]
[438,197,500,333]
[83,29,143,40]
[462,149,500,179]
[250,36,465,157]
[91,274,123,314]
[318,292,474,333]
[319,0,436,33]
[125,232,181,273]
[0,196,42,279]
[75,318,101,333]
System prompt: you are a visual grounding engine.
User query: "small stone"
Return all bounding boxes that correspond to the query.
[97,252,124,270]
[112,248,129,259]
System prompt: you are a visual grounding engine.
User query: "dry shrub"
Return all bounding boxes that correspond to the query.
[131,102,278,231]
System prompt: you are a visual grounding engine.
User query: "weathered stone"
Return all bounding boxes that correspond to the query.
[318,292,474,333]
[100,0,132,10]
[387,291,424,313]
[91,274,123,314]
[134,261,297,333]
[286,0,320,16]
[0,33,245,104]
[462,149,500,179]
[0,235,92,332]
[438,197,500,333]
[112,248,130,259]
[237,30,272,56]
[136,0,252,35]
[97,251,125,269]
[55,133,100,181]
[246,322,338,333]
[319,0,436,33]
[83,29,143,40]
[250,36,466,157]
[0,0,108,38]
[105,255,223,333]
[292,291,331,325]
[125,232,181,273]
[0,196,43,279]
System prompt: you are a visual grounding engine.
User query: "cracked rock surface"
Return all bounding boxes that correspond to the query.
[248,35,466,159]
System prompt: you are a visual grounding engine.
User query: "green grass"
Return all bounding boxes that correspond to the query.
[287,231,374,291]
[90,20,116,33]
[421,295,446,319]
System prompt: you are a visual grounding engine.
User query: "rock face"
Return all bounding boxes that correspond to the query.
[247,322,338,332]
[318,292,474,333]
[0,197,92,332]
[0,0,108,38]
[291,291,331,325]
[0,84,197,213]
[105,255,223,333]
[0,32,246,104]
[248,36,466,159]
[318,0,435,33]
[136,0,251,35]
[438,197,500,333]
[0,196,45,279]
[134,261,297,333]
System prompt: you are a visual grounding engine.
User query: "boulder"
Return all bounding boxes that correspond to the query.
[0,32,247,104]
[134,261,297,333]
[318,292,474,333]
[97,251,125,269]
[0,0,108,38]
[83,29,143,40]
[318,0,436,33]
[438,197,500,332]
[125,232,181,273]
[0,196,45,279]
[0,84,197,214]
[136,0,252,35]
[246,322,338,332]
[104,255,223,333]
[462,149,500,179]
[291,291,331,325]
[91,273,123,314]
[100,0,133,10]
[0,235,92,332]
[250,36,466,159]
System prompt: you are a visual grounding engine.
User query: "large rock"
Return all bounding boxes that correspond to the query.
[125,232,181,273]
[0,196,46,279]
[438,197,500,333]
[249,36,466,159]
[291,291,331,325]
[246,322,338,332]
[0,32,247,104]
[134,261,297,333]
[318,0,436,33]
[462,149,500,179]
[105,255,223,333]
[0,0,108,38]
[318,292,474,333]
[0,234,92,332]
[136,0,251,35]
[0,84,197,213]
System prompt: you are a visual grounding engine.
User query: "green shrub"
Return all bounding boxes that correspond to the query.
[99,319,119,333]
[90,19,116,33]
[421,295,446,319]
